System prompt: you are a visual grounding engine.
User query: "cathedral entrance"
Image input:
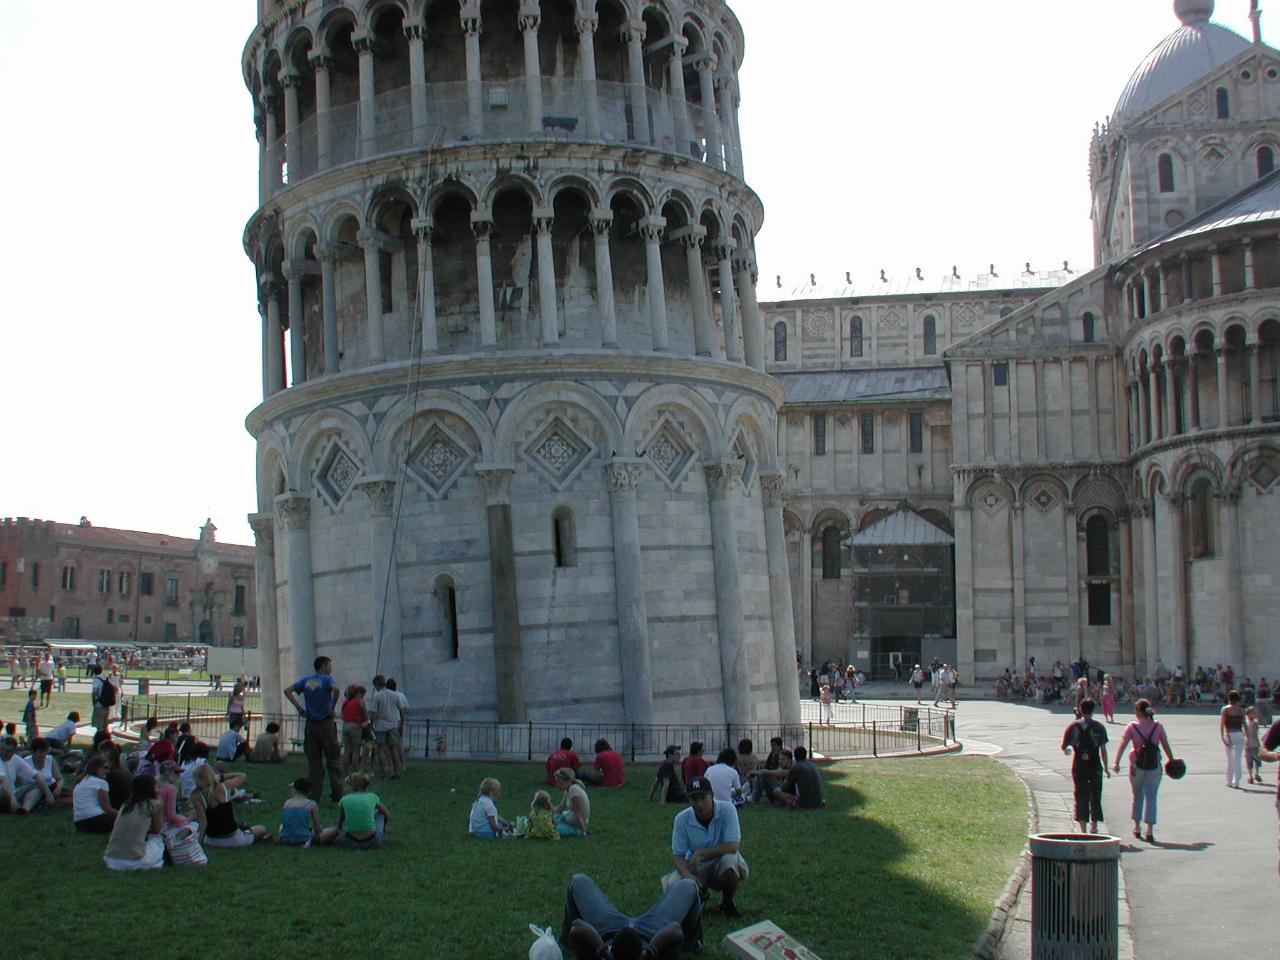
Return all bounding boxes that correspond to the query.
[870,636,921,681]
[197,619,213,646]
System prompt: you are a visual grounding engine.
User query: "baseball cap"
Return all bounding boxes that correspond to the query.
[686,776,712,796]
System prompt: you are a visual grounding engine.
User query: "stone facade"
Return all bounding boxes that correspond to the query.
[0,518,256,648]
[242,0,801,725]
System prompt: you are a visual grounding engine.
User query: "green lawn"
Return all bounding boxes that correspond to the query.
[0,755,1025,959]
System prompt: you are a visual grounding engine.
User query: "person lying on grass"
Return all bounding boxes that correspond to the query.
[469,777,513,838]
[561,873,699,960]
[279,777,338,847]
[191,764,268,847]
[337,772,389,849]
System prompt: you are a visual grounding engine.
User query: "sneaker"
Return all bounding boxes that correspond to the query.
[610,926,645,960]
[567,920,606,960]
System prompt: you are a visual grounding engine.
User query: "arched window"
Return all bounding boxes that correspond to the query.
[773,321,787,362]
[1082,311,1096,343]
[552,507,577,568]
[435,577,460,660]
[1258,146,1275,178]
[850,316,864,357]
[821,526,843,580]
[1085,516,1111,575]
[98,569,112,594]
[999,307,1014,319]
[1187,477,1216,558]
[1158,153,1175,193]
[922,315,937,355]
[1216,87,1230,119]
[60,566,76,591]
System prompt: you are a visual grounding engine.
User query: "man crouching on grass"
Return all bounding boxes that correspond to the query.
[662,776,748,918]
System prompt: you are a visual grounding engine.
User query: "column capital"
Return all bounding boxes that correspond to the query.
[258,278,283,302]
[759,470,786,509]
[352,32,374,54]
[471,212,494,240]
[589,212,613,236]
[475,464,515,506]
[732,252,756,274]
[410,217,434,241]
[274,494,311,531]
[248,512,275,548]
[620,19,647,43]
[461,15,482,37]
[278,69,302,89]
[314,242,339,263]
[403,23,423,41]
[307,50,334,70]
[575,14,598,35]
[639,216,667,242]
[280,259,302,283]
[1215,487,1242,505]
[357,476,397,516]
[704,460,742,500]
[710,239,737,260]
[671,35,689,55]
[605,457,645,493]
[519,13,541,32]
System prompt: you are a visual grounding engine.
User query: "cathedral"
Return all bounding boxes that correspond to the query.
[766,0,1280,685]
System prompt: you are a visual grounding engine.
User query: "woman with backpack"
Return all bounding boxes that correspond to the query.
[1113,699,1175,842]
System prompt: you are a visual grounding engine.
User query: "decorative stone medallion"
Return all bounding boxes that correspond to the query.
[954,303,980,328]
[406,422,475,500]
[975,487,1005,515]
[1249,458,1279,492]
[880,307,904,329]
[314,437,363,511]
[803,310,833,339]
[641,416,696,489]
[1029,484,1059,513]
[521,415,595,491]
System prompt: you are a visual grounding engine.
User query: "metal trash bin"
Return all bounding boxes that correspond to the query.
[138,678,150,695]
[1030,832,1120,959]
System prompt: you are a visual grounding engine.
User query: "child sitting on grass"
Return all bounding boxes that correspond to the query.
[337,773,389,849]
[525,790,558,840]
[279,777,337,847]
[468,777,512,838]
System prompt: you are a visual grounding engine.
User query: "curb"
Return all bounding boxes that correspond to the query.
[971,763,1039,960]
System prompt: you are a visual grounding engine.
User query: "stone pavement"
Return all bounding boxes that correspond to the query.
[861,698,1272,959]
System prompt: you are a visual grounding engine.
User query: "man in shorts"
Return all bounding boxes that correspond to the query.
[367,674,403,779]
[663,776,748,918]
[36,655,54,707]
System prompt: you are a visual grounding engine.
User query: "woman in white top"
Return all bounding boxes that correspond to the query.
[553,768,591,838]
[73,755,117,834]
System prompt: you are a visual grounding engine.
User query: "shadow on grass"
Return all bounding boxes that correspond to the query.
[0,756,1025,960]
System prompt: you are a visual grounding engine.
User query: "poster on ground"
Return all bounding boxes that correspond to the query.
[723,921,823,960]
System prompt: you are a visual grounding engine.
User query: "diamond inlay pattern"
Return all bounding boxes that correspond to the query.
[645,419,695,488]
[407,424,474,500]
[522,416,594,490]
[315,440,362,510]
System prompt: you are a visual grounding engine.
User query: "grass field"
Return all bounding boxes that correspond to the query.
[0,754,1025,960]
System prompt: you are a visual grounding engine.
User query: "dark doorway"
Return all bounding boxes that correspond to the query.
[871,635,921,681]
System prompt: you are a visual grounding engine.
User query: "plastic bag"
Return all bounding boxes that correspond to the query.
[528,924,563,960]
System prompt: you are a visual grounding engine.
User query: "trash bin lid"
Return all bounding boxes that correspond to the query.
[1029,832,1121,861]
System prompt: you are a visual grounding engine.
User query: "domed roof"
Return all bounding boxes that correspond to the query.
[1113,2,1251,123]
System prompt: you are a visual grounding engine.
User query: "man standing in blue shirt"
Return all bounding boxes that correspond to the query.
[663,776,749,918]
[284,656,343,802]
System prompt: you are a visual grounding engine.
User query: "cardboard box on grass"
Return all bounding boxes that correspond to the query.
[723,920,823,960]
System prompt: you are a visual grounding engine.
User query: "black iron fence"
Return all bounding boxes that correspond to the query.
[118,697,954,762]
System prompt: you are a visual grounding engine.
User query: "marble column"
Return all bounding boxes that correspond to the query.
[1167,493,1189,672]
[1162,361,1177,435]
[1210,246,1223,297]
[1119,511,1136,677]
[761,472,802,727]
[406,24,428,148]
[263,283,285,397]
[590,211,617,347]
[717,76,737,174]
[799,526,813,667]
[705,461,750,725]
[952,502,975,682]
[261,97,279,196]
[622,21,650,143]
[1138,499,1158,677]
[1220,490,1245,673]
[280,71,301,176]
[1216,348,1230,428]
[473,215,498,349]
[275,494,316,682]
[1180,254,1193,302]
[1064,501,1081,664]
[640,217,669,351]
[735,254,765,370]
[575,16,601,139]
[1010,501,1027,675]
[463,14,484,138]
[1147,364,1162,439]
[520,11,543,136]
[714,242,741,362]
[1137,374,1149,445]
[1248,345,1262,424]
[357,230,386,364]
[1189,352,1201,429]
[476,465,524,722]
[358,477,404,683]
[1142,272,1153,317]
[248,512,282,716]
[282,261,306,385]
[533,211,559,347]
[255,109,268,203]
[1244,240,1256,289]
[311,55,333,169]
[696,60,720,167]
[355,33,376,158]
[411,218,438,354]
[605,458,655,725]
[316,243,340,374]
[668,38,692,155]
[683,229,713,356]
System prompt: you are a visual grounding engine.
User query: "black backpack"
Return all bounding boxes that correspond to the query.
[97,677,117,707]
[1135,726,1160,770]
[1071,721,1104,764]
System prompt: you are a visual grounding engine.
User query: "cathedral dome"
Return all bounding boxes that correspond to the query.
[1113,2,1250,123]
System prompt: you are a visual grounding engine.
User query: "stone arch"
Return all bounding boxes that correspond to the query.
[285,213,321,260]
[603,177,654,215]
[724,397,776,468]
[320,200,366,241]
[495,381,624,462]
[481,172,543,209]
[966,474,1015,508]
[1072,473,1125,515]
[782,508,805,538]
[623,383,721,460]
[1170,448,1225,494]
[1144,463,1168,500]
[281,25,315,71]
[1247,305,1280,340]
[545,174,601,209]
[856,505,891,531]
[316,6,361,52]
[373,390,495,466]
[655,187,696,225]
[918,507,952,534]
[1018,472,1071,507]
[288,408,374,493]
[697,202,729,243]
[360,0,412,30]
[811,506,852,539]
[256,431,291,511]
[425,180,480,218]
[367,184,420,229]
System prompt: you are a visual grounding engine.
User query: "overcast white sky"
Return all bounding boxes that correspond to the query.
[0,0,1260,544]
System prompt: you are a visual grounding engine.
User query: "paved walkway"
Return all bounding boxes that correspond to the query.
[898,699,1273,959]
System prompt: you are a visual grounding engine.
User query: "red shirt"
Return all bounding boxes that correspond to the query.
[593,750,625,787]
[545,749,580,785]
[681,754,709,784]
[145,738,176,765]
[341,698,365,724]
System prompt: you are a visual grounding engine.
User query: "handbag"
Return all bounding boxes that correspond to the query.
[167,825,208,866]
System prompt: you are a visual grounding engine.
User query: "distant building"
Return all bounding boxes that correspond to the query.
[0,517,256,648]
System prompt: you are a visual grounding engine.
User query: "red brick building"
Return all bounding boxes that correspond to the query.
[0,517,256,647]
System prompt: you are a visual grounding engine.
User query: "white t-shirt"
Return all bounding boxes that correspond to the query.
[179,758,207,799]
[37,660,54,680]
[73,775,109,820]
[469,795,499,834]
[29,753,58,786]
[368,689,402,732]
[46,719,77,744]
[2,754,35,786]
[704,762,742,802]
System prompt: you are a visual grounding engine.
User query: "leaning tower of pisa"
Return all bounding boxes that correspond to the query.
[242,0,800,728]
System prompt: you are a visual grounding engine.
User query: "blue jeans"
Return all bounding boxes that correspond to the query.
[1129,766,1162,825]
[339,811,386,849]
[561,873,702,948]
[554,812,584,837]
